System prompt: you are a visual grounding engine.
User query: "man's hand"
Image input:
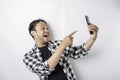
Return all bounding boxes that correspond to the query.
[85,23,99,50]
[88,23,99,40]
[61,31,77,48]
[47,31,77,69]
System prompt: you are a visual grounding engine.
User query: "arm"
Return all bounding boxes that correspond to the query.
[23,31,76,79]
[47,31,77,69]
[23,42,69,79]
[66,44,89,59]
[66,23,98,59]
[85,23,99,51]
[47,42,66,69]
[23,52,53,76]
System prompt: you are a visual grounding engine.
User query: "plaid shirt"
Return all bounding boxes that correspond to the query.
[23,40,89,80]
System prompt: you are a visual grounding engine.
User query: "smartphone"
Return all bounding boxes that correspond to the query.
[85,15,93,34]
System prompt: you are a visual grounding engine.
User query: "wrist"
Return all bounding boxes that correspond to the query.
[90,37,96,41]
[60,42,66,49]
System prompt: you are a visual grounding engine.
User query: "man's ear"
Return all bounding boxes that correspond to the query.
[31,31,36,37]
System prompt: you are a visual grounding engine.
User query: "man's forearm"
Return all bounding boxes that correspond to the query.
[85,37,96,51]
[47,31,76,69]
[85,23,98,51]
[47,43,65,69]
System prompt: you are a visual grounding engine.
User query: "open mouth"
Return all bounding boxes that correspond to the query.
[44,35,48,38]
[43,33,49,38]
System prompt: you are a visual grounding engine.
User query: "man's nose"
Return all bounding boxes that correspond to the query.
[45,28,49,32]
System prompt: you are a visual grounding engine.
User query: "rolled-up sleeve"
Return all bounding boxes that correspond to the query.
[23,53,54,79]
[66,43,90,59]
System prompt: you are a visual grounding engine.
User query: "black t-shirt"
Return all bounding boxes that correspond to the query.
[39,43,68,80]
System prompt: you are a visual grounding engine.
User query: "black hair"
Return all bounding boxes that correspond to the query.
[29,19,47,38]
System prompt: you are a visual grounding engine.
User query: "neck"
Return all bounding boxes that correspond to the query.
[36,42,47,47]
[35,38,47,47]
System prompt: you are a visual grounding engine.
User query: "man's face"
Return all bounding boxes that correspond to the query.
[34,21,49,43]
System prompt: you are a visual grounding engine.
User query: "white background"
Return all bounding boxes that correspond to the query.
[0,0,120,80]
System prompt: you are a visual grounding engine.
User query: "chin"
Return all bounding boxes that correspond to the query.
[43,37,49,43]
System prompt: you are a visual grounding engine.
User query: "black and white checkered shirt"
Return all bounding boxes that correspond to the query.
[23,40,89,80]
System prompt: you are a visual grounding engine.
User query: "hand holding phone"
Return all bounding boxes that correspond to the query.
[85,15,93,34]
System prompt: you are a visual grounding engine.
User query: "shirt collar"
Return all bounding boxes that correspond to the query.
[32,41,55,53]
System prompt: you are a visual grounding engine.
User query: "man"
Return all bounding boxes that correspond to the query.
[23,19,98,80]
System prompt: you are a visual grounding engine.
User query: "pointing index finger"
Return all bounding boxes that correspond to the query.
[68,31,77,37]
